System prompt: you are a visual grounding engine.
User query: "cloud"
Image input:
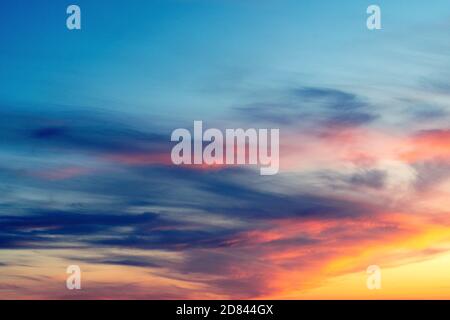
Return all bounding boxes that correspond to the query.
[77,255,162,268]
[0,96,448,299]
[348,169,387,189]
[0,210,175,249]
[0,104,169,156]
[413,160,450,191]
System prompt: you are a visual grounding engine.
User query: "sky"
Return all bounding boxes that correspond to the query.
[1,0,450,299]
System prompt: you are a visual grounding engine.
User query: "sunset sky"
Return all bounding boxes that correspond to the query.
[1,0,450,299]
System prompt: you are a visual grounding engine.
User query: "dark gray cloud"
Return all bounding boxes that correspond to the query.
[413,160,450,191]
[235,86,377,126]
[76,255,162,268]
[0,210,177,249]
[0,103,169,155]
[349,169,387,189]
[0,101,386,298]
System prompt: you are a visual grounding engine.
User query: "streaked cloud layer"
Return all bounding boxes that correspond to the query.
[1,0,450,299]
